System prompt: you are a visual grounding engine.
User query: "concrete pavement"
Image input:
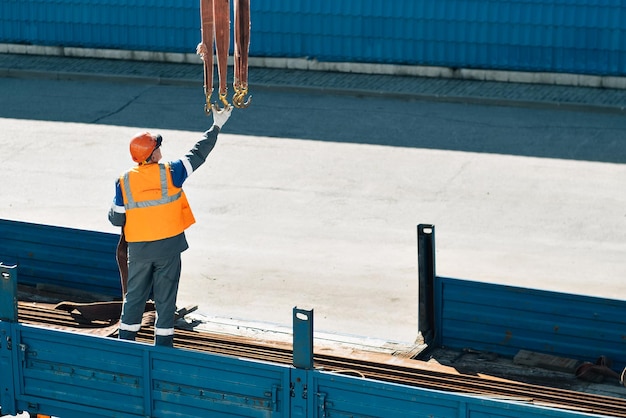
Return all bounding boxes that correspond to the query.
[1,52,626,347]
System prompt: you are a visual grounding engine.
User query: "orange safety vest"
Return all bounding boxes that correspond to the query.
[120,163,195,242]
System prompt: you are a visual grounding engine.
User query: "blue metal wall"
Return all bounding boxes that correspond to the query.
[1,0,625,76]
[0,0,198,53]
[253,0,626,75]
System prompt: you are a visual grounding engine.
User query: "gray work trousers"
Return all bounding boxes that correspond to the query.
[119,253,181,347]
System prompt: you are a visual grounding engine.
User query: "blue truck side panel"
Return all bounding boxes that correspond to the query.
[2,322,607,418]
[14,324,292,417]
[1,0,626,76]
[0,219,121,297]
[312,371,607,418]
[435,276,626,369]
[0,321,17,417]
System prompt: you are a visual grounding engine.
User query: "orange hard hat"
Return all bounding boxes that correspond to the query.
[129,132,162,163]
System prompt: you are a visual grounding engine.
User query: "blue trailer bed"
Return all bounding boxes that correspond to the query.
[1,219,623,417]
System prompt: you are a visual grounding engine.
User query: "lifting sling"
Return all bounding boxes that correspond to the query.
[197,0,251,113]
[196,0,215,114]
[233,0,251,108]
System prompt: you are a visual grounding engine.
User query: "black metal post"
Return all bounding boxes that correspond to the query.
[417,224,436,345]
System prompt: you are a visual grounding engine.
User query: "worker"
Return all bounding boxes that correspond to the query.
[108,104,232,347]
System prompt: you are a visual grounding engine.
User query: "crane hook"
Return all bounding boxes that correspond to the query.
[233,87,252,108]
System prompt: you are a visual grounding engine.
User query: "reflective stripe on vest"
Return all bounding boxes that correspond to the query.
[121,163,195,242]
[122,164,182,210]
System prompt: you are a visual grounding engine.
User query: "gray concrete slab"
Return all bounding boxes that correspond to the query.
[1,56,625,345]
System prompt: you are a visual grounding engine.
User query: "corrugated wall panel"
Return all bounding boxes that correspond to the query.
[0,0,199,53]
[1,1,626,76]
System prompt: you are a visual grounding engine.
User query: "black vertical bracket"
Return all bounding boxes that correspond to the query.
[417,224,436,345]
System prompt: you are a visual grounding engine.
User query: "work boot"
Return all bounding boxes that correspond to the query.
[156,334,174,347]
[119,330,137,341]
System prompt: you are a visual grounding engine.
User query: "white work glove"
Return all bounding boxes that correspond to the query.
[211,104,232,130]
